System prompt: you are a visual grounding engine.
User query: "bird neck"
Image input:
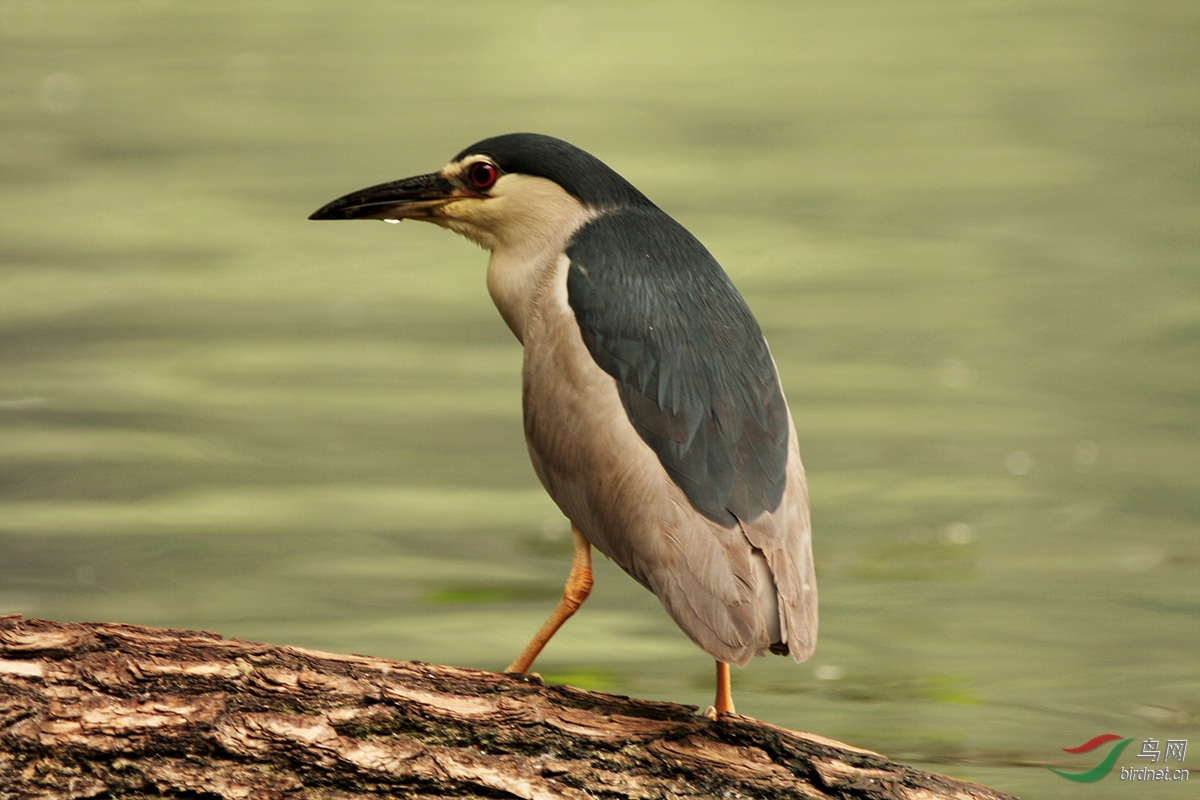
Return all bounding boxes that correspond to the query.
[486,248,569,344]
[482,191,598,343]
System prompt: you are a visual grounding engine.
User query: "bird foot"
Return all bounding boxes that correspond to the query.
[504,671,545,686]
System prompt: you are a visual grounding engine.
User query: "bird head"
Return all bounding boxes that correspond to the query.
[309,133,655,253]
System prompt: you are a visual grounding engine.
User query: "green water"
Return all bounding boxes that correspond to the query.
[2,2,1197,796]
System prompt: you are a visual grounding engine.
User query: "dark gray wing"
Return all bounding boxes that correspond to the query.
[566,208,789,527]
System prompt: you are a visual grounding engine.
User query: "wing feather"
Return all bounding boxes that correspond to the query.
[566,208,789,527]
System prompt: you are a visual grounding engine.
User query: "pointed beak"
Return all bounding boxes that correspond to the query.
[308,172,459,221]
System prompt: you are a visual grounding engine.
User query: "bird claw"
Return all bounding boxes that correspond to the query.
[701,705,719,721]
[504,671,546,686]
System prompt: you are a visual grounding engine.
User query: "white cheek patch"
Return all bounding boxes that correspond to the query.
[485,174,594,253]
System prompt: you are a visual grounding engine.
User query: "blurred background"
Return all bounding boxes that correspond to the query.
[2,1,1197,796]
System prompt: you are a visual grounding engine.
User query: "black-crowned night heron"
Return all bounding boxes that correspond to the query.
[310,133,815,715]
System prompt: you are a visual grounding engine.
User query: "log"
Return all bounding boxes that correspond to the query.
[0,615,1015,799]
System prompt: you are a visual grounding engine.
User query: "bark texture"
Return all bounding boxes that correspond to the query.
[0,615,1016,799]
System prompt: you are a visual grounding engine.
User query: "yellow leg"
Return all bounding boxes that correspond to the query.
[714,660,736,715]
[505,525,593,674]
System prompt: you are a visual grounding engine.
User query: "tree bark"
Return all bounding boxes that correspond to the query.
[0,615,1015,799]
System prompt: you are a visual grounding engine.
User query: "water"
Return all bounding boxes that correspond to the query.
[2,3,1197,797]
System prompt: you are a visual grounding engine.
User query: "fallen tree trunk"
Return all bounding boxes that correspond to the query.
[0,615,1015,799]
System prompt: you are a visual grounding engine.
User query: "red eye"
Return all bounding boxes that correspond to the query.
[468,161,499,189]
